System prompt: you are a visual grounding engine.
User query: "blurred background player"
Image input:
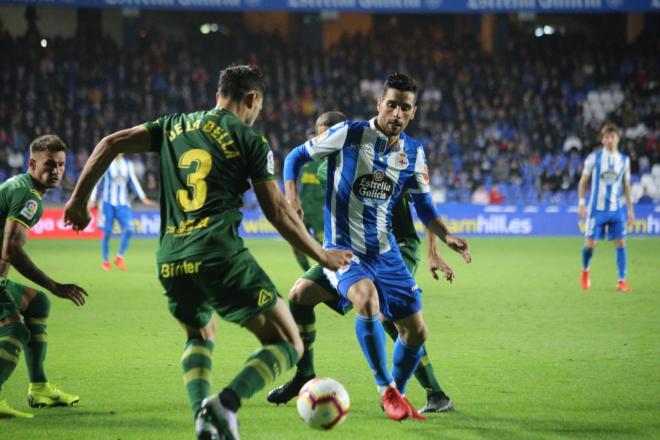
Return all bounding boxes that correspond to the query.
[88,153,156,271]
[290,126,326,271]
[578,124,635,292]
[269,111,456,413]
[64,64,351,440]
[0,135,87,418]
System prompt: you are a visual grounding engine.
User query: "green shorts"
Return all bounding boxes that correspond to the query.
[158,249,281,328]
[304,215,324,244]
[300,239,421,317]
[0,278,39,320]
[398,239,421,276]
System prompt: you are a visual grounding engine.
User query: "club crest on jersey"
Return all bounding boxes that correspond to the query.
[600,169,620,184]
[353,171,394,206]
[388,152,409,169]
[20,200,39,220]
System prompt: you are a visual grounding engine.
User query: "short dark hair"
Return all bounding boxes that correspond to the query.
[29,134,67,154]
[600,123,620,139]
[316,111,347,130]
[383,72,418,95]
[217,64,265,101]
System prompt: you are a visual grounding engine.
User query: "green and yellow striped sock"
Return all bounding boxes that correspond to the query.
[290,301,316,378]
[227,341,299,402]
[181,339,214,415]
[24,292,51,383]
[0,322,30,389]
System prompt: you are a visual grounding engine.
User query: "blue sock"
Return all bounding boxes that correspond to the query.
[616,246,627,280]
[582,246,594,270]
[392,337,423,395]
[118,229,133,257]
[355,314,392,387]
[102,233,111,262]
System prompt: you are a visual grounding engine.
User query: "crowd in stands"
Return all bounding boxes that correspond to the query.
[1,16,658,206]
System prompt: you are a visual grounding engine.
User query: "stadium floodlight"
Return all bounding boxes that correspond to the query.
[543,25,555,35]
[534,27,544,37]
[40,39,47,48]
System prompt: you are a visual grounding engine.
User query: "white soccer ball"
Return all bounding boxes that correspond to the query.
[296,377,350,430]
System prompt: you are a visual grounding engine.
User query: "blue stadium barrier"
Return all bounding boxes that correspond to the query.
[128,204,660,238]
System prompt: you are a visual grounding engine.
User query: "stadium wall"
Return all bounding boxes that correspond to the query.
[29,205,660,239]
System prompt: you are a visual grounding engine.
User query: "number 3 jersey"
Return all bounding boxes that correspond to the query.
[143,108,275,263]
[298,118,431,258]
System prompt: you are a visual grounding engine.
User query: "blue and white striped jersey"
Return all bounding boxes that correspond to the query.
[90,156,146,207]
[286,118,434,257]
[583,149,631,212]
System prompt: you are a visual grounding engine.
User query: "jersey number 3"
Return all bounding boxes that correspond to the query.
[177,149,212,212]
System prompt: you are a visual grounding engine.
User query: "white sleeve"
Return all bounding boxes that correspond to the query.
[582,153,595,177]
[90,174,102,202]
[304,121,349,160]
[624,156,631,182]
[407,146,431,194]
[128,161,147,200]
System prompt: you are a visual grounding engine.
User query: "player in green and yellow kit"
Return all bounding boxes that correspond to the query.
[291,159,325,271]
[268,112,456,413]
[0,135,87,418]
[64,65,351,440]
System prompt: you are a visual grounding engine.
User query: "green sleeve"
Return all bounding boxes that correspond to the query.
[316,160,328,190]
[142,117,164,152]
[7,189,42,229]
[243,129,275,183]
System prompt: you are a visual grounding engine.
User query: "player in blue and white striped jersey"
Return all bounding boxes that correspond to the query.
[89,154,155,271]
[578,124,635,292]
[284,73,471,421]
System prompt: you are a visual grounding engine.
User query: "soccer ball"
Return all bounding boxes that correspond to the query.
[296,377,350,430]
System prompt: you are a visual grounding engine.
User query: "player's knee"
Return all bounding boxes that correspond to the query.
[614,239,625,248]
[25,291,51,319]
[398,323,427,347]
[288,280,306,304]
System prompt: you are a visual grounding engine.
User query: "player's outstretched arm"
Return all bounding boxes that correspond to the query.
[411,192,471,263]
[254,180,351,271]
[65,125,153,231]
[2,220,87,306]
[424,226,454,283]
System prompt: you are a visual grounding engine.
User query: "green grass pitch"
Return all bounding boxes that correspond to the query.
[2,237,659,439]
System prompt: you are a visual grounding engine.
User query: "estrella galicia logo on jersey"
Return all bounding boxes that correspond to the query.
[352,171,394,206]
[20,200,39,220]
[600,169,620,184]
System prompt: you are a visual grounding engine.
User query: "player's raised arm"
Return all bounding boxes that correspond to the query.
[253,180,351,271]
[64,125,153,230]
[2,220,87,306]
[407,146,471,263]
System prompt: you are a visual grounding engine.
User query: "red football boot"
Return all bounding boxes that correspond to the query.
[114,256,128,271]
[381,387,410,421]
[581,270,591,291]
[402,396,427,421]
[616,280,633,293]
